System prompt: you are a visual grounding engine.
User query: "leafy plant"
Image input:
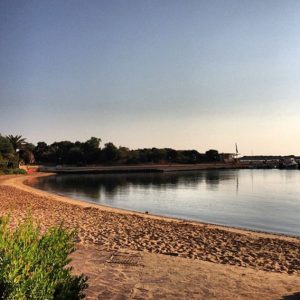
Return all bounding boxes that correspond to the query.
[0,216,88,299]
[0,135,15,160]
[0,168,27,175]
[6,135,27,152]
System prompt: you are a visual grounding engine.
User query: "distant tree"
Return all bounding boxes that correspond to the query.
[34,142,48,162]
[205,149,220,162]
[5,135,36,164]
[166,148,178,162]
[136,149,149,163]
[30,136,221,166]
[6,135,26,152]
[18,142,35,164]
[101,142,119,162]
[40,149,57,164]
[67,147,84,164]
[174,150,203,164]
[84,137,101,150]
[51,141,74,164]
[150,148,167,163]
[126,150,139,164]
[0,135,15,161]
[118,146,130,162]
[19,151,34,164]
[83,137,101,163]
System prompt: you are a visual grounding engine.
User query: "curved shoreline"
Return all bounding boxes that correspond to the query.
[4,173,300,242]
[1,173,300,275]
[22,173,300,241]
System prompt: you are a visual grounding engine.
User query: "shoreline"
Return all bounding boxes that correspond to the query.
[2,173,300,298]
[39,162,250,174]
[1,173,300,275]
[15,173,300,241]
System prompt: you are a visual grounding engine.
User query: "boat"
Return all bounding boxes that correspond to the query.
[279,157,298,169]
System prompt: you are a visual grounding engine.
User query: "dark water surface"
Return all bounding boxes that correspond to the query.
[27,169,300,236]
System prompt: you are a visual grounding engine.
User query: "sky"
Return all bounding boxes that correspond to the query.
[1,0,300,155]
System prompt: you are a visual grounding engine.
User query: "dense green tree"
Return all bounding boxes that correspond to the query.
[118,147,130,162]
[67,147,84,164]
[6,135,26,152]
[126,150,139,164]
[4,134,222,166]
[5,135,36,164]
[205,149,220,162]
[101,142,119,162]
[84,137,101,150]
[34,142,48,162]
[19,149,35,164]
[83,137,101,163]
[51,141,74,164]
[154,148,168,163]
[0,135,15,161]
[166,148,178,162]
[19,143,36,164]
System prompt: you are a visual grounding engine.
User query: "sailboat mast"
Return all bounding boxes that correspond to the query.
[235,143,239,157]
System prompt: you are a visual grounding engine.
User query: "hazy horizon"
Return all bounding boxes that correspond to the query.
[1,0,300,155]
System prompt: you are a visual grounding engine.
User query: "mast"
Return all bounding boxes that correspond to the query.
[235,143,239,158]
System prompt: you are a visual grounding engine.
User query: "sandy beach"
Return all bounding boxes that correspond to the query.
[1,173,300,299]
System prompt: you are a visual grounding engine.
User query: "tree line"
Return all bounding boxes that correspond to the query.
[0,134,221,165]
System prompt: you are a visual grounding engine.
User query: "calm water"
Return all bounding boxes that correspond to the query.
[27,169,300,236]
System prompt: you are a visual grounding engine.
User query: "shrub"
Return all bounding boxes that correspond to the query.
[1,168,27,175]
[0,216,88,299]
[12,168,27,175]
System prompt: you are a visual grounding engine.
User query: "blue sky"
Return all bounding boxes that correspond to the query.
[1,0,300,154]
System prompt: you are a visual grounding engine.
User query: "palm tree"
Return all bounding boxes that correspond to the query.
[6,135,26,152]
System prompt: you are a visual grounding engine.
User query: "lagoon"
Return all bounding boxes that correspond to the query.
[28,169,300,236]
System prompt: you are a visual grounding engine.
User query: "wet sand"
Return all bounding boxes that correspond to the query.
[1,174,300,299]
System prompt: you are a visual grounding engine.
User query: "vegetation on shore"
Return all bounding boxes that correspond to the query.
[0,134,221,166]
[0,168,27,175]
[0,215,87,299]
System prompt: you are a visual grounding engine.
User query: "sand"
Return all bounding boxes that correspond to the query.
[0,173,300,299]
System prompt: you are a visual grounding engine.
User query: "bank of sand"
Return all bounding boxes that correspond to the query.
[0,174,300,299]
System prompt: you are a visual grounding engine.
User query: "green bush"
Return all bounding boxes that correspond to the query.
[12,168,27,175]
[0,216,88,299]
[0,168,27,175]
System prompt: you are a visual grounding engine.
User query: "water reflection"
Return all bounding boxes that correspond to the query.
[27,170,300,236]
[28,170,237,199]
